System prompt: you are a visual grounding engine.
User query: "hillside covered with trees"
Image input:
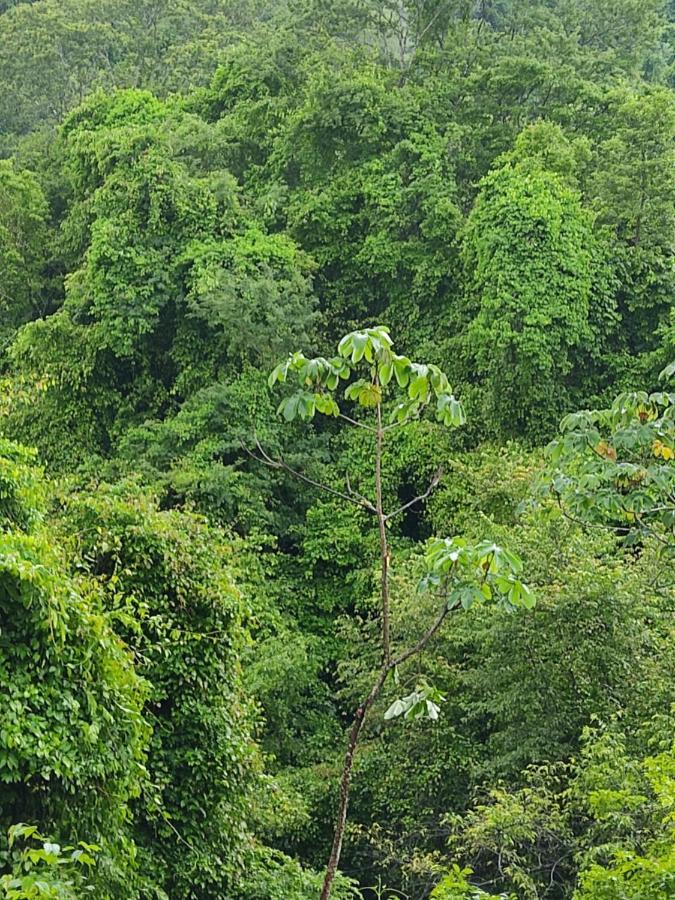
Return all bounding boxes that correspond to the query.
[0,1,673,898]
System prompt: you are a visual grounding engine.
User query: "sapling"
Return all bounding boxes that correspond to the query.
[253,326,533,898]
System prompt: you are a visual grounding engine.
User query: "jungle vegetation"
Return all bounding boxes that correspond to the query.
[0,1,673,898]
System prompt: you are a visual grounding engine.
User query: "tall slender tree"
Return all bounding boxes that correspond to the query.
[257,325,533,897]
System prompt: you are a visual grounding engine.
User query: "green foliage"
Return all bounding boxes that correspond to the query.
[241,844,360,899]
[184,228,317,372]
[461,143,601,439]
[427,443,536,536]
[270,325,464,427]
[0,0,280,143]
[431,864,515,899]
[57,486,258,897]
[574,727,675,899]
[0,2,674,897]
[279,63,463,336]
[0,825,98,899]
[591,88,675,351]
[335,475,673,893]
[0,439,147,893]
[0,438,342,895]
[245,626,341,767]
[459,530,672,778]
[6,312,120,469]
[0,438,42,530]
[201,42,463,336]
[445,765,573,899]
[113,369,293,533]
[0,160,49,353]
[545,363,675,548]
[419,536,532,612]
[427,715,675,900]
[3,88,315,470]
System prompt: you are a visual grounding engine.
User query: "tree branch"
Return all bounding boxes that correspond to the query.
[554,494,675,550]
[383,410,424,431]
[554,493,630,533]
[345,471,373,508]
[243,437,377,514]
[319,593,456,900]
[338,412,377,432]
[391,598,455,670]
[416,0,454,46]
[384,467,443,522]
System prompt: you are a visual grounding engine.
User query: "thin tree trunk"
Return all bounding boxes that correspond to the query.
[319,602,452,899]
[375,402,391,665]
[321,401,392,900]
[319,667,389,900]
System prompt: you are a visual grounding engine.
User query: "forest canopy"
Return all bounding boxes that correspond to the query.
[0,1,673,898]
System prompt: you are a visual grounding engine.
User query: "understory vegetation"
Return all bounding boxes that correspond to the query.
[0,1,673,898]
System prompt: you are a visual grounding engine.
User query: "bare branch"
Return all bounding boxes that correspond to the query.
[383,410,424,432]
[345,471,373,508]
[554,493,674,550]
[384,468,443,522]
[338,412,377,432]
[416,0,454,46]
[554,493,630,533]
[243,437,377,514]
[390,599,454,670]
[642,504,675,515]
[634,511,673,548]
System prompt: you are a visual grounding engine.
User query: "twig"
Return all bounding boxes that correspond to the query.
[634,511,672,547]
[383,410,424,431]
[555,493,674,549]
[416,0,454,46]
[554,494,630,534]
[338,412,377,432]
[345,471,373,508]
[384,468,443,522]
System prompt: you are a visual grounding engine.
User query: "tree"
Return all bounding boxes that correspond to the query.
[461,140,602,440]
[590,88,675,356]
[0,161,48,354]
[259,325,533,897]
[0,437,147,894]
[573,721,675,900]
[0,0,283,143]
[203,45,463,340]
[4,88,316,471]
[57,487,259,898]
[335,455,673,896]
[429,715,675,899]
[1,823,99,899]
[545,361,675,552]
[556,0,667,78]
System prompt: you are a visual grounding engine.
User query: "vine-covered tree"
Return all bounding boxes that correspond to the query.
[462,140,601,439]
[0,161,48,353]
[0,438,147,894]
